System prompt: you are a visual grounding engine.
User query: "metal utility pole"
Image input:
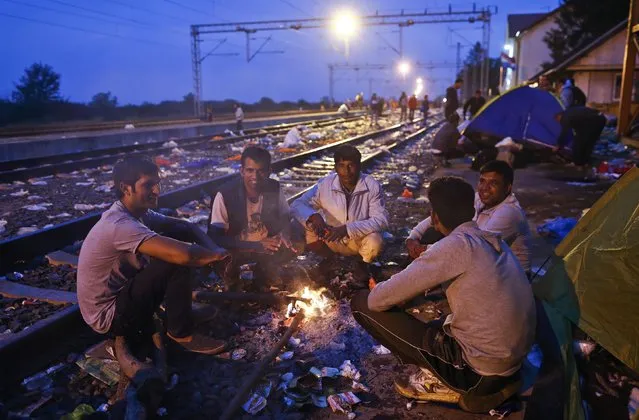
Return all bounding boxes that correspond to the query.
[328,64,334,106]
[481,15,492,95]
[618,0,639,137]
[189,7,495,116]
[190,26,202,117]
[456,42,461,76]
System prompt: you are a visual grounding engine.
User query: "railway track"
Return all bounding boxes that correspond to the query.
[0,114,363,180]
[0,109,336,139]
[0,115,370,241]
[0,116,442,393]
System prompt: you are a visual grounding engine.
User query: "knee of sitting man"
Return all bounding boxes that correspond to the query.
[360,232,384,261]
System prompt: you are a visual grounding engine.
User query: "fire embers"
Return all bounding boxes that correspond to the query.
[285,287,332,318]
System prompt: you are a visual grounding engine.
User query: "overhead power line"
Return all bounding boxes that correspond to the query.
[44,0,159,28]
[0,11,182,47]
[2,0,129,26]
[103,0,192,23]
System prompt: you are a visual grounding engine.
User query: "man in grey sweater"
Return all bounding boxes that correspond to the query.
[351,176,535,412]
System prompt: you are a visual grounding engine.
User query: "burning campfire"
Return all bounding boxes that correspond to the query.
[286,286,332,318]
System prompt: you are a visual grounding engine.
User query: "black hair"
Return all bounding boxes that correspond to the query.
[475,89,482,94]
[447,112,460,124]
[113,156,159,199]
[480,160,514,185]
[427,176,475,231]
[241,146,271,167]
[455,78,463,84]
[334,144,362,164]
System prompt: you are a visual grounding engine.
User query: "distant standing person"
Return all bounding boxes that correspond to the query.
[399,92,408,122]
[431,112,461,166]
[570,78,587,107]
[445,78,463,119]
[463,90,486,119]
[408,94,418,122]
[421,94,430,126]
[559,78,573,109]
[554,106,607,170]
[370,93,380,126]
[234,103,244,134]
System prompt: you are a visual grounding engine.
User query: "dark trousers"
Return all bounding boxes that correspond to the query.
[221,247,295,291]
[351,290,520,397]
[351,290,481,393]
[572,115,605,166]
[409,108,415,121]
[236,120,243,132]
[110,259,193,342]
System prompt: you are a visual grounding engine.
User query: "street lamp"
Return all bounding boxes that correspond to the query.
[332,8,359,58]
[414,78,424,96]
[397,60,410,78]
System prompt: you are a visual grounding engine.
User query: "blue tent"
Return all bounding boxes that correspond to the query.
[462,86,571,148]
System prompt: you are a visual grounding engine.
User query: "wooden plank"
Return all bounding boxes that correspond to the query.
[0,280,77,304]
[45,250,79,268]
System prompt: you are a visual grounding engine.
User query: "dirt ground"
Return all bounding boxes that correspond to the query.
[0,150,618,419]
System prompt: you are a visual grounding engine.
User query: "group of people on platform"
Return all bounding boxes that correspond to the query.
[77,135,537,412]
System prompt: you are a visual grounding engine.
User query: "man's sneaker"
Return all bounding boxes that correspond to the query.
[394,368,461,404]
[458,373,521,413]
[167,333,226,355]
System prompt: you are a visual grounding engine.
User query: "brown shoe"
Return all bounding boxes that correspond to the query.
[167,333,226,355]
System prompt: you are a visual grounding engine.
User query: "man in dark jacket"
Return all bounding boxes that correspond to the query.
[208,146,297,290]
[554,106,606,169]
[445,78,463,119]
[463,90,486,119]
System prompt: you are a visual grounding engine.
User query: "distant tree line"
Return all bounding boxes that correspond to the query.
[0,63,326,127]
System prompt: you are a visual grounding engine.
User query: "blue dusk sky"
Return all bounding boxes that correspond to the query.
[0,0,560,104]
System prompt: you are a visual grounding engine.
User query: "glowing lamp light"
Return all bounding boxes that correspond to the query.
[397,61,411,77]
[332,9,359,38]
[416,77,423,85]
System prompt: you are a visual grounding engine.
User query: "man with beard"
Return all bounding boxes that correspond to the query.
[406,160,531,275]
[290,145,389,283]
[77,156,230,355]
[208,146,297,291]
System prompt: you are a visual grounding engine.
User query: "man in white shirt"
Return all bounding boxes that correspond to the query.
[290,145,389,282]
[406,160,531,274]
[208,146,296,290]
[234,103,244,134]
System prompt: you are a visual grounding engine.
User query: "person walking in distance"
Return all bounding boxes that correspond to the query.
[445,78,463,119]
[234,103,244,135]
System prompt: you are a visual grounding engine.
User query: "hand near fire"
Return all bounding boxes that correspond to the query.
[260,236,283,254]
[306,213,329,238]
[405,238,427,259]
[324,225,348,243]
[368,277,377,290]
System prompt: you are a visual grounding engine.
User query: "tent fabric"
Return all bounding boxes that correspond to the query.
[533,167,639,420]
[462,86,570,148]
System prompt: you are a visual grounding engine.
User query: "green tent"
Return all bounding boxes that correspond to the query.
[532,167,639,419]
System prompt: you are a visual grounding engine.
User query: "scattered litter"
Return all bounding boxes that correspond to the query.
[97,403,109,412]
[21,362,65,391]
[23,203,52,211]
[372,344,391,355]
[352,381,370,392]
[242,381,272,415]
[167,373,179,391]
[17,226,38,235]
[74,204,95,211]
[288,336,301,347]
[277,351,294,361]
[327,392,361,414]
[75,181,94,186]
[60,403,94,420]
[321,367,340,378]
[489,408,511,418]
[9,189,29,197]
[124,124,135,130]
[566,182,594,187]
[232,348,247,360]
[94,183,113,193]
[537,217,578,244]
[27,195,43,200]
[408,165,418,172]
[573,340,597,358]
[29,180,48,186]
[172,179,190,185]
[401,188,414,198]
[157,407,168,416]
[75,357,120,386]
[312,394,328,408]
[282,127,302,147]
[163,140,178,148]
[339,360,361,381]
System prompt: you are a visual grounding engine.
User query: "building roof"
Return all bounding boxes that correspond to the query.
[531,20,627,80]
[507,13,550,38]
